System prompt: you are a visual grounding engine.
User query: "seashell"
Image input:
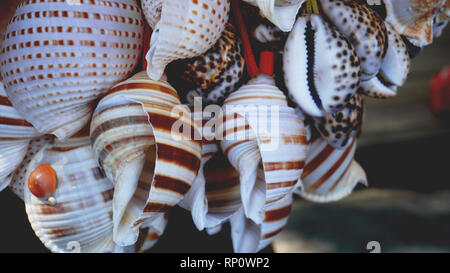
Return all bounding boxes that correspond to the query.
[166,23,245,105]
[145,0,230,80]
[24,133,114,253]
[433,8,449,38]
[0,81,40,191]
[0,0,144,139]
[230,193,293,253]
[219,74,307,224]
[312,94,364,149]
[136,212,169,253]
[318,0,388,81]
[296,135,367,203]
[90,71,202,246]
[141,0,163,30]
[242,0,305,32]
[251,21,287,45]
[283,14,361,117]
[382,0,446,47]
[358,74,398,99]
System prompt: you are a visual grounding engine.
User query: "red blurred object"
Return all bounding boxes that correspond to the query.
[430,66,450,115]
[260,51,274,77]
[141,23,152,71]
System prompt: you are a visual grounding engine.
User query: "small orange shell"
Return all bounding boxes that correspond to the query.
[27,164,56,199]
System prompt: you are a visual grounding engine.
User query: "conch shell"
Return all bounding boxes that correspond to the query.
[242,0,305,32]
[145,0,230,80]
[219,74,307,225]
[24,128,114,253]
[283,14,361,117]
[297,135,367,203]
[0,0,144,139]
[90,72,202,246]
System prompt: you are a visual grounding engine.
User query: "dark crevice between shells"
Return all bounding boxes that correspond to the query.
[305,20,323,111]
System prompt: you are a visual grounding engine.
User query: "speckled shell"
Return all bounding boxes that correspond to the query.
[379,22,411,87]
[166,23,245,105]
[296,136,367,203]
[136,212,169,253]
[318,0,387,81]
[0,81,40,191]
[9,135,55,200]
[242,0,305,31]
[312,94,364,149]
[219,74,307,225]
[141,0,163,29]
[90,72,202,246]
[433,7,449,38]
[24,136,114,253]
[145,0,230,80]
[283,14,361,117]
[0,0,144,140]
[383,0,446,47]
[358,74,398,99]
[230,193,293,253]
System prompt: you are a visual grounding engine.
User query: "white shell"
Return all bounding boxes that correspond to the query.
[90,72,202,246]
[24,143,114,253]
[145,0,230,80]
[283,14,361,117]
[219,74,307,225]
[137,212,169,252]
[296,136,367,203]
[242,0,305,32]
[383,0,446,47]
[0,0,144,139]
[230,193,293,253]
[141,0,163,29]
[358,74,398,99]
[318,0,387,81]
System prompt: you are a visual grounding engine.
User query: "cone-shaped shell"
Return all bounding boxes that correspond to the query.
[145,0,230,80]
[230,193,293,253]
[242,0,305,32]
[166,23,245,105]
[90,72,202,246]
[318,0,387,81]
[297,135,367,203]
[24,137,114,253]
[383,0,446,47]
[219,74,307,225]
[283,14,361,117]
[0,81,40,191]
[0,0,144,139]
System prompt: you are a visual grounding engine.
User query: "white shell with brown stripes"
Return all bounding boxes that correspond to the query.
[90,71,202,247]
[136,212,169,253]
[219,74,307,225]
[0,0,144,140]
[145,0,230,80]
[297,135,367,203]
[24,135,114,253]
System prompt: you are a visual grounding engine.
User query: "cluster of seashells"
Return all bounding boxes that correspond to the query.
[0,0,447,253]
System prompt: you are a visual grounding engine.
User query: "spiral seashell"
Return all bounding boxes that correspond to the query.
[90,71,202,246]
[312,94,364,149]
[297,135,367,203]
[166,23,245,105]
[24,131,114,253]
[136,212,169,253]
[145,0,230,80]
[318,0,387,81]
[219,74,307,225]
[0,81,40,191]
[0,0,144,139]
[283,14,361,117]
[230,193,293,253]
[382,0,447,47]
[141,0,163,30]
[242,0,305,32]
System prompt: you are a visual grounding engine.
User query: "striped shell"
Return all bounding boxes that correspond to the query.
[219,74,307,225]
[166,23,245,105]
[0,0,144,139]
[90,72,202,246]
[145,0,230,80]
[283,14,361,117]
[318,0,387,81]
[0,81,40,191]
[230,193,293,253]
[24,133,114,253]
[136,212,169,253]
[297,135,367,203]
[383,0,446,47]
[312,94,364,149]
[242,0,305,31]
